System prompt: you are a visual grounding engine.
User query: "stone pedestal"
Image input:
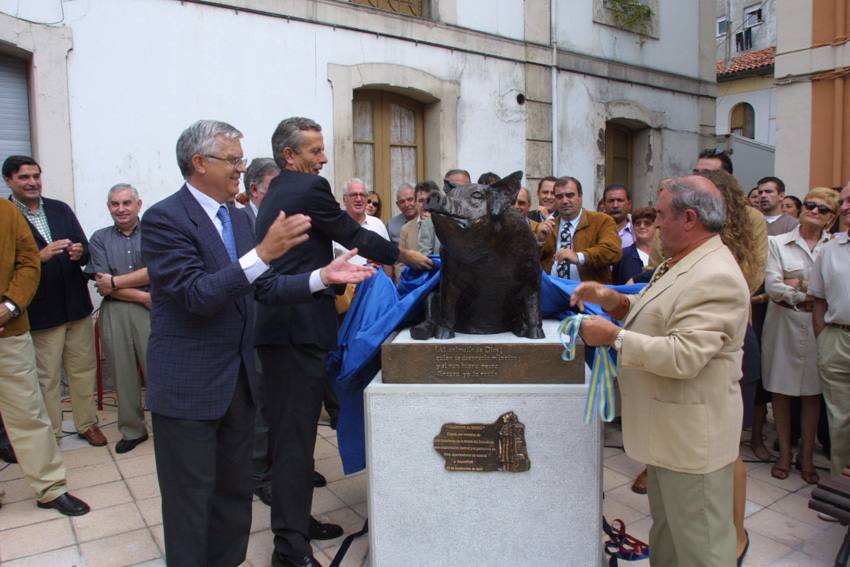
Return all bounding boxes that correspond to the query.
[365,321,602,566]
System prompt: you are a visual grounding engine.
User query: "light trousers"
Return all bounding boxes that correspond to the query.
[0,333,67,502]
[646,462,735,567]
[100,300,149,440]
[30,316,97,436]
[818,325,850,476]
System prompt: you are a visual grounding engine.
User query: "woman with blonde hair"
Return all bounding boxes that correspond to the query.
[762,187,839,485]
[696,168,768,564]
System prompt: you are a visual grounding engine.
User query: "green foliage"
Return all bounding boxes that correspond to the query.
[607,0,653,46]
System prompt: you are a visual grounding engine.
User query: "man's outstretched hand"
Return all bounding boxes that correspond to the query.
[398,248,433,271]
[320,249,376,286]
[256,212,311,264]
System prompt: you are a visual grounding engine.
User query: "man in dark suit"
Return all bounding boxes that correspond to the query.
[142,120,374,567]
[244,157,280,230]
[243,157,334,512]
[4,155,105,447]
[255,117,432,567]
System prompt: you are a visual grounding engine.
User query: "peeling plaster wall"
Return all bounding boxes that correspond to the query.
[59,0,527,235]
[556,71,702,208]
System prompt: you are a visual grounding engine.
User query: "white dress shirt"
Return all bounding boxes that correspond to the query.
[186,183,325,292]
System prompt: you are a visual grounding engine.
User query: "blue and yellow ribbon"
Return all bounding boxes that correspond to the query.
[558,314,619,424]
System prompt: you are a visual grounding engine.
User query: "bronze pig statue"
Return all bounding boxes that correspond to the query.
[410,171,544,340]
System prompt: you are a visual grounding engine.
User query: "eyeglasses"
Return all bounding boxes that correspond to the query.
[803,201,834,215]
[204,155,247,168]
[346,192,367,199]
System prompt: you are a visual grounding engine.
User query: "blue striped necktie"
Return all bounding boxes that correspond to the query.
[216,205,238,262]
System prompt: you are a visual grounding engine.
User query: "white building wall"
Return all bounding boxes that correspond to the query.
[555,0,702,78]
[454,0,525,41]
[715,87,776,146]
[60,0,527,234]
[5,0,713,232]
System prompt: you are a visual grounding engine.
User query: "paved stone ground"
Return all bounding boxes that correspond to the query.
[0,400,840,566]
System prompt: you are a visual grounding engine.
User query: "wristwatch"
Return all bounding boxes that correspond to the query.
[2,300,20,318]
[613,329,625,352]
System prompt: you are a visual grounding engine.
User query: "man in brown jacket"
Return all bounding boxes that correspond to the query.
[538,176,622,283]
[0,199,89,515]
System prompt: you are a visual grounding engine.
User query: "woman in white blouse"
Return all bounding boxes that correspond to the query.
[763,187,839,484]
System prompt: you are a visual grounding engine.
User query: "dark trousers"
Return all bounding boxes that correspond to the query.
[152,373,254,567]
[252,352,272,488]
[258,344,327,559]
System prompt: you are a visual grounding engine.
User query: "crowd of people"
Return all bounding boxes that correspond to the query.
[1,120,849,566]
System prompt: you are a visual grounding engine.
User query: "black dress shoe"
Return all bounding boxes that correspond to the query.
[115,432,149,454]
[254,485,272,506]
[309,517,343,540]
[37,493,90,516]
[271,552,323,567]
[313,470,327,487]
[0,444,17,464]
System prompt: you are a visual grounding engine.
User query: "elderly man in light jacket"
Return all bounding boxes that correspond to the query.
[573,175,750,567]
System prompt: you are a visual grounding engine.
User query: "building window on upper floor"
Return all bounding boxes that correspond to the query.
[736,28,753,51]
[716,16,728,38]
[349,0,427,18]
[353,89,425,222]
[744,4,763,28]
[730,102,755,139]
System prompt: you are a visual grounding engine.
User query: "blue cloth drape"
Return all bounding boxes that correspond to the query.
[326,261,644,474]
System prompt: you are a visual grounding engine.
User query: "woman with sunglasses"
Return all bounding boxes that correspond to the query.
[366,190,382,219]
[612,207,656,284]
[763,187,839,485]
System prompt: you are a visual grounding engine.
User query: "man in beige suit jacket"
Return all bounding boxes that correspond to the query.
[574,175,749,567]
[394,180,438,281]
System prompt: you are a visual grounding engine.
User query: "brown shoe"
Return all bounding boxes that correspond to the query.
[631,468,648,494]
[78,425,107,447]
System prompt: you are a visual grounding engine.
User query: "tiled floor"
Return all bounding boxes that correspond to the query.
[601,426,841,567]
[0,404,842,566]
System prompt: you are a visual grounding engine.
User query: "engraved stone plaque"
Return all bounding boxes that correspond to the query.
[382,320,584,384]
[433,412,530,472]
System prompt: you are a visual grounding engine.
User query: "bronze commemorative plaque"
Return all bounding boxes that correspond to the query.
[381,321,584,384]
[433,412,530,472]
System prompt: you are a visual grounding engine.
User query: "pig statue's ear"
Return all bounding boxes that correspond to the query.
[443,178,458,193]
[488,170,523,217]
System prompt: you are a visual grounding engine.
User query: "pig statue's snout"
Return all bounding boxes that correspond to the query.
[424,191,445,213]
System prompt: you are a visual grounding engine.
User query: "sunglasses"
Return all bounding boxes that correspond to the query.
[367,200,380,206]
[633,219,655,227]
[803,201,834,215]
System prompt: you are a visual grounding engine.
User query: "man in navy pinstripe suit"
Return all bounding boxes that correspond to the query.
[141,120,373,567]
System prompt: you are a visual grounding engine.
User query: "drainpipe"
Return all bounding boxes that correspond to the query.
[551,0,558,176]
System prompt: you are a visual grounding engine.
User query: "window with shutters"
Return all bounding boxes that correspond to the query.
[730,102,755,139]
[0,53,32,199]
[604,122,633,190]
[350,0,427,18]
[353,90,425,222]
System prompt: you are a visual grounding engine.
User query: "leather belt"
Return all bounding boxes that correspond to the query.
[773,300,814,313]
[828,323,850,332]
